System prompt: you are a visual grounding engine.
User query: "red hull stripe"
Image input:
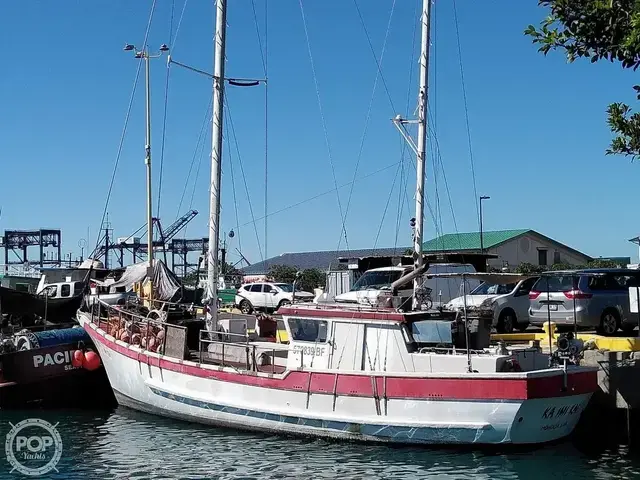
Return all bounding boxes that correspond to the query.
[85,324,597,401]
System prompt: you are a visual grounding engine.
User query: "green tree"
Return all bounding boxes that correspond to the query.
[181,261,238,286]
[268,264,298,284]
[268,264,326,292]
[585,258,619,268]
[525,1,640,158]
[514,262,544,274]
[299,268,326,292]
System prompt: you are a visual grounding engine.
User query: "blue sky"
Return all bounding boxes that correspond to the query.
[1,0,639,269]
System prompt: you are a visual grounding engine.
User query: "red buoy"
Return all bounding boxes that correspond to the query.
[83,350,101,371]
[72,350,84,368]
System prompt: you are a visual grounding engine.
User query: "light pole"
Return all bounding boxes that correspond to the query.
[479,195,490,254]
[123,43,169,303]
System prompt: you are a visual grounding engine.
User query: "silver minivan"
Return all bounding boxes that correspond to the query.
[528,269,640,336]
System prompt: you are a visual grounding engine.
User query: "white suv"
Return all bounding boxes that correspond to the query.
[235,282,314,314]
[444,277,538,333]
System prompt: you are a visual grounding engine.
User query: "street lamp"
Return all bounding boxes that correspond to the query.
[123,43,169,303]
[479,195,490,254]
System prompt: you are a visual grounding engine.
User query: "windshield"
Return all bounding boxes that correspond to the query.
[470,282,516,295]
[532,275,577,292]
[351,270,404,291]
[274,283,293,292]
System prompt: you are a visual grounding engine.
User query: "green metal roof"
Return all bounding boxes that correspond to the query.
[423,229,531,252]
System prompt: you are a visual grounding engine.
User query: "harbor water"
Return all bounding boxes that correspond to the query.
[1,407,640,479]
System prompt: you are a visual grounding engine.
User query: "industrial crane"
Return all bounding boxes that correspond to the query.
[91,210,198,268]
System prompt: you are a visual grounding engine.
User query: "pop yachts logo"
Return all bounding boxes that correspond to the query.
[5,418,63,476]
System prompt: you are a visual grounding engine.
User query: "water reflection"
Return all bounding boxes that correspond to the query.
[1,407,639,480]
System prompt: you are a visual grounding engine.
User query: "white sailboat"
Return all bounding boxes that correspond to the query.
[78,0,598,445]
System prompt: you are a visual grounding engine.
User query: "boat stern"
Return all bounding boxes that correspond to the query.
[507,367,597,444]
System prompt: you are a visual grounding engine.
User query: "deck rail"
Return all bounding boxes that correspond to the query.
[87,300,292,370]
[197,329,291,373]
[88,299,185,356]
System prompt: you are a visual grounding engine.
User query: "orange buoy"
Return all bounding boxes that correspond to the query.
[72,350,84,368]
[83,350,101,371]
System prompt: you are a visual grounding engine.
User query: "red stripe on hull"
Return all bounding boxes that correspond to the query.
[85,323,597,402]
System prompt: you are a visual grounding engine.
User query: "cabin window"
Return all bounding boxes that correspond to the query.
[60,284,71,297]
[43,285,57,298]
[288,318,328,343]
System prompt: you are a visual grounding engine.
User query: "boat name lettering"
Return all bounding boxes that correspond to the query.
[33,350,75,368]
[541,404,581,420]
[293,345,326,356]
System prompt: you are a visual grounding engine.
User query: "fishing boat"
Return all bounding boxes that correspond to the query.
[78,0,598,445]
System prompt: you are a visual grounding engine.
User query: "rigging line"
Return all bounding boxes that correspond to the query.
[373,161,402,251]
[401,126,446,240]
[224,97,264,262]
[264,1,268,265]
[176,96,213,220]
[431,131,444,245]
[94,0,157,253]
[225,114,243,258]
[232,161,400,230]
[452,0,479,226]
[427,107,462,250]
[182,116,209,241]
[298,0,349,249]
[251,0,268,265]
[394,0,420,252]
[340,0,397,253]
[171,0,189,50]
[250,0,267,75]
[393,150,406,251]
[157,0,176,218]
[352,0,400,116]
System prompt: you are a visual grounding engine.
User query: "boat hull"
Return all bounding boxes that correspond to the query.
[80,313,593,445]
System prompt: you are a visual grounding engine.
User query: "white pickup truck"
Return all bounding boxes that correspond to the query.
[333,263,480,308]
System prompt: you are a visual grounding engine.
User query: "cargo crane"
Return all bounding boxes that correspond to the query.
[91,210,198,269]
[0,229,62,275]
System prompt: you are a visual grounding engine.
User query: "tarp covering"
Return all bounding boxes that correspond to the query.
[0,286,84,322]
[105,259,181,302]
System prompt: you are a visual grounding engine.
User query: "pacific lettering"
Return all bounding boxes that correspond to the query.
[32,350,76,368]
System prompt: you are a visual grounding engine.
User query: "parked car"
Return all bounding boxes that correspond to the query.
[444,276,538,333]
[528,269,640,336]
[235,282,314,314]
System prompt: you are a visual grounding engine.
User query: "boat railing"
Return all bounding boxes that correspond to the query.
[197,329,290,374]
[89,299,186,357]
[417,346,487,356]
